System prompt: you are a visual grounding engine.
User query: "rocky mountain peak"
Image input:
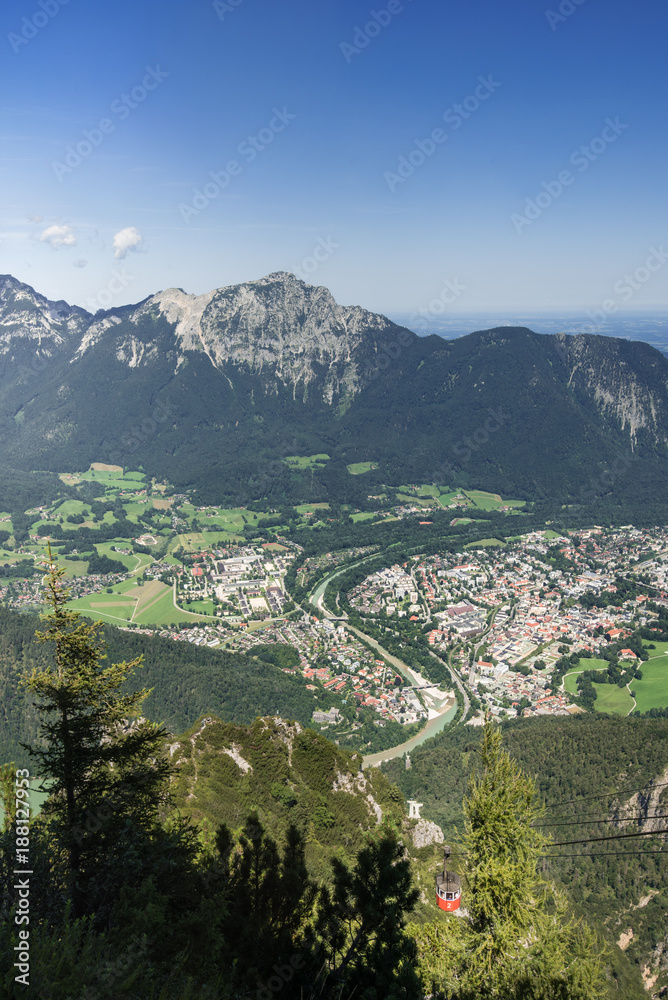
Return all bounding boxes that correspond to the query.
[0,274,90,350]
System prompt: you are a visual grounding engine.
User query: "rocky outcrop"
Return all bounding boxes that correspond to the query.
[411,818,444,849]
[0,274,89,352]
[559,332,668,446]
[613,764,668,833]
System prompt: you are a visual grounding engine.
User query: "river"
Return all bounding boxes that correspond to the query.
[307,558,459,768]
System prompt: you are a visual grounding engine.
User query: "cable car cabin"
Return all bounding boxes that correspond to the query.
[436,847,461,912]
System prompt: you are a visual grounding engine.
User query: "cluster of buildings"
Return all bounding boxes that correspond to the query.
[225,617,429,727]
[348,564,421,617]
[349,526,668,720]
[176,545,292,619]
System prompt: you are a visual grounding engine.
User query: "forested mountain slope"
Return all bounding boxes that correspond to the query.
[2,272,668,505]
[0,606,320,768]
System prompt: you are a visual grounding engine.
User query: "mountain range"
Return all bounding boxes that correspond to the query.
[2,270,668,507]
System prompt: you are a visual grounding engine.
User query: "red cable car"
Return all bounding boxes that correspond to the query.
[436,846,461,912]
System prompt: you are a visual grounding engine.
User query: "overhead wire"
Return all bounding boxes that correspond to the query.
[548,827,668,848]
[540,780,668,814]
[542,849,668,859]
[535,812,668,828]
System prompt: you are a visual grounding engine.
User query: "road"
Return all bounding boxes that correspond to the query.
[307,555,461,766]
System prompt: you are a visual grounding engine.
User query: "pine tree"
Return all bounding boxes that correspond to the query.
[462,722,546,977]
[0,763,16,832]
[315,823,422,999]
[215,812,316,989]
[409,724,608,999]
[20,548,172,920]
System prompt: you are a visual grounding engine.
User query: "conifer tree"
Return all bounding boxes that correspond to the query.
[215,812,316,989]
[463,721,545,977]
[410,723,608,999]
[315,823,422,999]
[20,548,171,920]
[0,763,16,832]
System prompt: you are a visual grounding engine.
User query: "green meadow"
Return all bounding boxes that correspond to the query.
[283,454,330,469]
[347,461,379,475]
[438,492,468,507]
[630,655,668,713]
[464,490,526,511]
[563,659,610,696]
[592,682,634,715]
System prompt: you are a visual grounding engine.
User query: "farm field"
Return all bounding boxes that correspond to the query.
[465,537,504,549]
[643,641,668,657]
[283,454,330,469]
[438,491,468,507]
[67,577,215,626]
[347,462,378,475]
[67,589,137,625]
[295,503,330,515]
[351,512,377,522]
[79,469,146,487]
[168,532,208,553]
[592,681,634,715]
[630,655,668,713]
[464,490,526,511]
[94,541,143,572]
[396,493,434,508]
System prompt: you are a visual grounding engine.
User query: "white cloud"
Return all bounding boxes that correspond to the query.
[112,226,143,259]
[39,224,76,249]
[73,258,88,268]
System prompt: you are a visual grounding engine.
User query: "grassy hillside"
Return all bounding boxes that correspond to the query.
[168,714,406,881]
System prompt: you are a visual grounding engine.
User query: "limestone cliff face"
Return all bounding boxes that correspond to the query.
[144,272,401,401]
[0,274,89,355]
[613,764,668,834]
[559,332,668,446]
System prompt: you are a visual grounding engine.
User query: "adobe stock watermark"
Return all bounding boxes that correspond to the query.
[291,236,340,281]
[246,434,302,494]
[433,408,509,486]
[178,107,296,223]
[213,0,244,20]
[70,772,155,846]
[511,117,628,234]
[545,0,588,32]
[107,396,174,467]
[255,952,306,999]
[51,66,169,181]
[581,246,668,330]
[84,265,134,313]
[406,277,467,331]
[364,277,467,380]
[384,75,501,192]
[122,397,173,454]
[340,0,416,63]
[8,0,71,54]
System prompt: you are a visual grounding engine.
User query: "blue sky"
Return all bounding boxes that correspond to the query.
[1,0,666,318]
